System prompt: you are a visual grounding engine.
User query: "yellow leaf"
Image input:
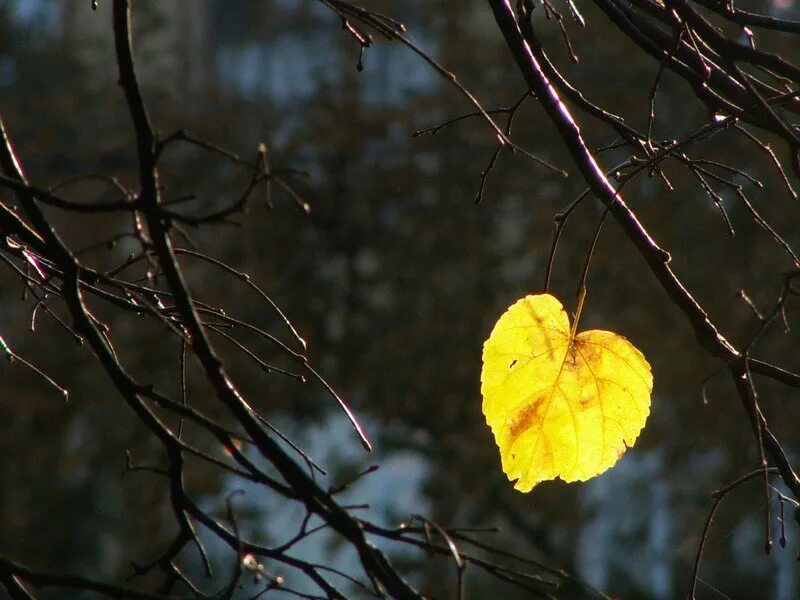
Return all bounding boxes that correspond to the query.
[480,293,652,492]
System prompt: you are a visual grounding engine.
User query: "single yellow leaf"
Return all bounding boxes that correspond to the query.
[481,293,652,492]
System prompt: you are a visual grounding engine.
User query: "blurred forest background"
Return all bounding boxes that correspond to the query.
[1,1,799,598]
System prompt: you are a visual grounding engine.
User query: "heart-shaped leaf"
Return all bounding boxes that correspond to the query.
[481,294,652,492]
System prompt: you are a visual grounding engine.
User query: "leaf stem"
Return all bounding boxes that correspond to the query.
[570,285,587,341]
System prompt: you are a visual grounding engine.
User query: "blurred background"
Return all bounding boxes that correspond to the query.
[1,1,799,598]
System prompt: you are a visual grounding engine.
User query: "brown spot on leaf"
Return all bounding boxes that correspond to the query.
[564,345,579,370]
[574,338,600,363]
[507,394,547,443]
